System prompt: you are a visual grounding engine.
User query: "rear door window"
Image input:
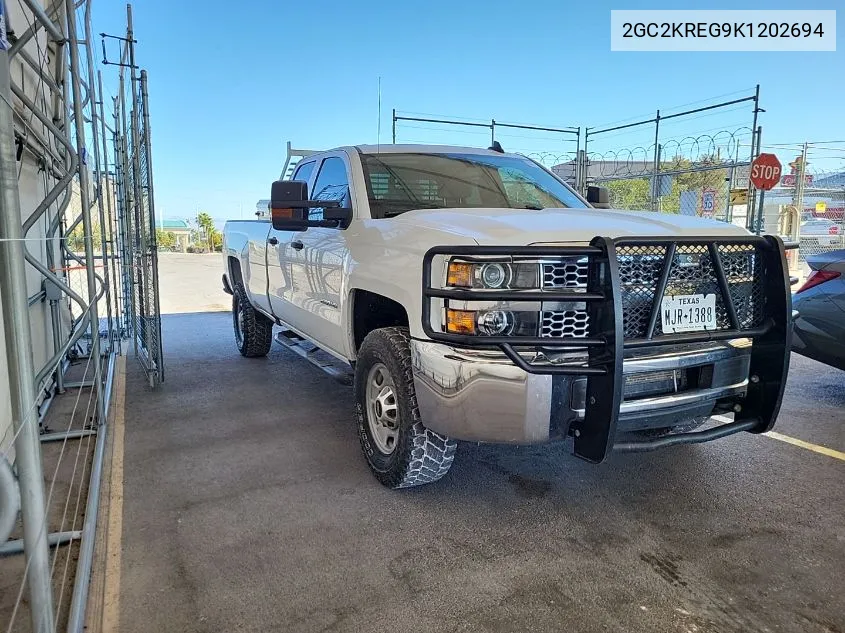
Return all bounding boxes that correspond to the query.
[292,160,316,185]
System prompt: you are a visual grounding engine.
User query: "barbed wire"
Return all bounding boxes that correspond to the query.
[585,128,752,179]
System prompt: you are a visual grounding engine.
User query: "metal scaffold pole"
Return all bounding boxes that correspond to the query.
[0,26,55,633]
[65,0,105,424]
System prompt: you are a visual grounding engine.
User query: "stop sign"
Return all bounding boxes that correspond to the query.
[750,153,782,190]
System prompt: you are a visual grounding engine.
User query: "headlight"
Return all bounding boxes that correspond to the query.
[446,260,538,289]
[446,309,538,336]
[480,263,507,288]
[477,310,513,335]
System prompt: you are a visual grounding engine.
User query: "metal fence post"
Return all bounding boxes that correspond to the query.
[0,30,56,633]
[746,86,761,231]
[582,128,590,194]
[140,69,164,381]
[651,110,660,211]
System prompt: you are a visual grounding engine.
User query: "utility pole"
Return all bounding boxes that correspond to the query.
[792,142,809,221]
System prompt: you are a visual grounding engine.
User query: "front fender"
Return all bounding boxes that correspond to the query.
[343,220,478,344]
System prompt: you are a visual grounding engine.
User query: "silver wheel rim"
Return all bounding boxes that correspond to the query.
[366,363,399,455]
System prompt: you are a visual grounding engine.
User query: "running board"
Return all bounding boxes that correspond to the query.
[274,330,353,385]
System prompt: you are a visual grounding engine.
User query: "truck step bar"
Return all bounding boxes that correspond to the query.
[613,419,757,453]
[274,330,353,385]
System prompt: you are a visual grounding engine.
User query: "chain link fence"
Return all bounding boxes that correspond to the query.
[582,91,760,231]
[791,169,844,262]
[391,89,762,232]
[111,33,163,388]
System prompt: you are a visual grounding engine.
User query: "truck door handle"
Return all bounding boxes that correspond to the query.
[267,236,278,245]
[291,240,304,250]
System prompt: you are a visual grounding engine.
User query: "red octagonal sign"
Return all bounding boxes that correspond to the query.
[750,153,782,191]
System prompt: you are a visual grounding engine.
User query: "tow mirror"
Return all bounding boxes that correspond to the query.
[587,185,610,209]
[269,180,352,231]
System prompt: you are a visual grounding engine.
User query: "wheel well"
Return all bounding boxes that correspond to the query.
[228,256,243,285]
[352,290,409,351]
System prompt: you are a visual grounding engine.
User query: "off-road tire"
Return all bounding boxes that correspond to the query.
[232,281,273,358]
[355,327,457,488]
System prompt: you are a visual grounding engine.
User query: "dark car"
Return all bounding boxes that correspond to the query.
[792,250,845,370]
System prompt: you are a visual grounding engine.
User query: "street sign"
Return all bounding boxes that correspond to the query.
[729,188,748,206]
[701,189,716,217]
[750,153,782,190]
[816,201,827,214]
[781,174,813,188]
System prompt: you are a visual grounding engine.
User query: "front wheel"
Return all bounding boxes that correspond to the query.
[355,327,456,489]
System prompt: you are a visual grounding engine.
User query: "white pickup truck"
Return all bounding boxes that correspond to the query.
[222,144,792,488]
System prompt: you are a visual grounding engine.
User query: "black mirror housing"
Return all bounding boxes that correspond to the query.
[269,179,353,231]
[587,185,610,208]
[270,180,311,231]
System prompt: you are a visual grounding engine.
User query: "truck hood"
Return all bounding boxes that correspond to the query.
[394,207,749,245]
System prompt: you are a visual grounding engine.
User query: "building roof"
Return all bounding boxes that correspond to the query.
[159,219,190,230]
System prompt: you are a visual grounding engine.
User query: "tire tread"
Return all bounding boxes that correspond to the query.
[233,282,273,358]
[356,327,456,489]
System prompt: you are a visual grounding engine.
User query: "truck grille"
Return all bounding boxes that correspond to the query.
[617,243,765,339]
[541,259,590,338]
[540,310,589,338]
[542,260,588,288]
[539,244,765,340]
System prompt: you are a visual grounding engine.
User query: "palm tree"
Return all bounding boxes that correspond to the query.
[196,212,215,251]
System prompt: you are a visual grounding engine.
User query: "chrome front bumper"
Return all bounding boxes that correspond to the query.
[411,339,752,444]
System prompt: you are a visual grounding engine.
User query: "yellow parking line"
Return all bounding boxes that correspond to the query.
[763,431,845,462]
[712,414,844,461]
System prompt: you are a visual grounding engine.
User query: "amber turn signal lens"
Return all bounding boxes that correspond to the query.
[271,207,295,220]
[445,309,476,335]
[447,262,473,287]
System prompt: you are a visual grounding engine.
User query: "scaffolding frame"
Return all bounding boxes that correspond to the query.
[0,2,157,631]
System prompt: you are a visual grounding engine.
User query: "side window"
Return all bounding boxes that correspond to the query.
[310,157,350,221]
[292,160,316,186]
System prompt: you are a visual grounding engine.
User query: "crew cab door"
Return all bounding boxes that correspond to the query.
[286,154,352,356]
[267,159,317,322]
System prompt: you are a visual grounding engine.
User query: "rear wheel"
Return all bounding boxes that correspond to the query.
[355,327,456,488]
[232,281,273,357]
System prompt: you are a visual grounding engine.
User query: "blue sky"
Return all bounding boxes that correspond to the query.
[93,0,843,225]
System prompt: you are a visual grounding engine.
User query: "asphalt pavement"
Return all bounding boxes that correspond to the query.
[110,253,845,633]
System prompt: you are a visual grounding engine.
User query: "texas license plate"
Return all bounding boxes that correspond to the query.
[660,293,717,333]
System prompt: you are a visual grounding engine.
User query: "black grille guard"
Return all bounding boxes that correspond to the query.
[421,235,792,462]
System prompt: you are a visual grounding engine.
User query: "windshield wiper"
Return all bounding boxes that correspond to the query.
[522,203,544,210]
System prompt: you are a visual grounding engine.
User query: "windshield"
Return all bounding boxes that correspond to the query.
[360,152,587,218]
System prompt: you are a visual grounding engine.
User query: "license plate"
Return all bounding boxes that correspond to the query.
[660,293,716,333]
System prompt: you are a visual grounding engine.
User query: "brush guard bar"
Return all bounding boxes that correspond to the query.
[421,236,792,462]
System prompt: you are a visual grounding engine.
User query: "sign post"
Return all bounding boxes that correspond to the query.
[750,153,782,234]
